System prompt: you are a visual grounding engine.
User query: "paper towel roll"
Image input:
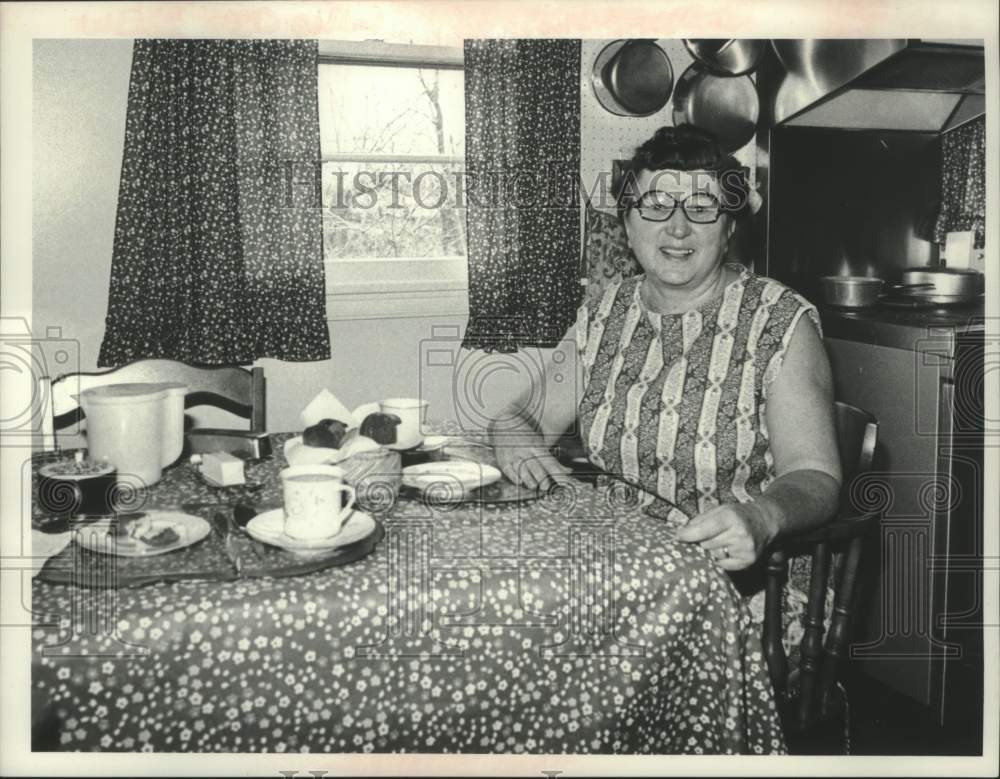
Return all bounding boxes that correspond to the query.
[944,231,974,270]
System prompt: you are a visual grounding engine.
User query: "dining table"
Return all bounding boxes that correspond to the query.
[29,427,785,754]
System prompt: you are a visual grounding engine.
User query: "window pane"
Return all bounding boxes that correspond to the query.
[319,63,466,260]
[319,64,465,158]
[321,161,466,260]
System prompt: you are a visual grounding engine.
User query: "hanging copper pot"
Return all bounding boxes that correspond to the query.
[671,63,759,152]
[592,39,674,117]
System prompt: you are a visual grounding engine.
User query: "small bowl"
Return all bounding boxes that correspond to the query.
[37,459,118,516]
[340,448,402,514]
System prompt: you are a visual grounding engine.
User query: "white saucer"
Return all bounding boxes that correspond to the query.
[402,461,503,502]
[386,437,426,452]
[245,509,376,552]
[414,435,450,452]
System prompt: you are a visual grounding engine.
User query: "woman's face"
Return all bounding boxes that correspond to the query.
[624,168,735,293]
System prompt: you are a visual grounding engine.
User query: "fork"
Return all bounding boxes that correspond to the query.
[223,509,266,564]
[211,512,242,575]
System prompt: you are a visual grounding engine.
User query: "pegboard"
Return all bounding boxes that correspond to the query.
[580,39,758,214]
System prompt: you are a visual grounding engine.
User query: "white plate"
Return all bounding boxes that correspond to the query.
[75,511,212,557]
[246,509,376,553]
[283,436,341,466]
[284,434,383,466]
[386,437,424,452]
[414,435,450,452]
[402,461,503,501]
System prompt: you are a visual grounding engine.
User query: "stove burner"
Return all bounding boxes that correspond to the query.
[877,294,984,311]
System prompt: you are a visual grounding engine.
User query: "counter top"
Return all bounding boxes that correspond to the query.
[819,301,984,356]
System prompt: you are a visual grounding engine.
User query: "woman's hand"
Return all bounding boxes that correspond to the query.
[486,321,585,494]
[675,500,781,571]
[494,438,573,492]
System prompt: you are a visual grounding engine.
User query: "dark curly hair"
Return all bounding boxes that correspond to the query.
[615,124,751,220]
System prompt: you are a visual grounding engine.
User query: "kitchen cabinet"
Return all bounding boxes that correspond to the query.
[823,313,983,734]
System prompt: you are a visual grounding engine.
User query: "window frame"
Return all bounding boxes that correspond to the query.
[318,40,468,321]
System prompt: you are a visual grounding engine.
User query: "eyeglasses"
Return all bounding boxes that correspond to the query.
[631,190,724,224]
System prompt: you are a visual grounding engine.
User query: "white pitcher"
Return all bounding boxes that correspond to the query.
[159,382,187,467]
[77,382,188,487]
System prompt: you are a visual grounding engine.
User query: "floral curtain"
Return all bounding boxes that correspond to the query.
[98,39,330,367]
[933,115,986,249]
[461,39,582,352]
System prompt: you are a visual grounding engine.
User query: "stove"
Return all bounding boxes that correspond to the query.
[876,294,984,311]
[821,297,984,328]
[818,299,984,355]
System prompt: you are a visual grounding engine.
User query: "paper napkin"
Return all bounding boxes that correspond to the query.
[291,390,385,467]
[299,389,383,430]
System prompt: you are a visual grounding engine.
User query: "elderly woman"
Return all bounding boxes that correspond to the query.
[491,124,841,752]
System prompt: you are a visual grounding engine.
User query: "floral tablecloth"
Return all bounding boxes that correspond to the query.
[31,433,785,754]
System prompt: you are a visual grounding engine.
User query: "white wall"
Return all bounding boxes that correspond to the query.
[31,39,555,441]
[32,39,133,379]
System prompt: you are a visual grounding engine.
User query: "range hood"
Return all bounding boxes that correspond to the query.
[770,39,985,133]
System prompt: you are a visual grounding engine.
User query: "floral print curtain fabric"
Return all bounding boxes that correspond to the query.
[933,116,986,250]
[461,39,582,352]
[98,40,330,366]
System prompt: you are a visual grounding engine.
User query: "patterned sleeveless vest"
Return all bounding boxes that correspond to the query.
[575,264,820,523]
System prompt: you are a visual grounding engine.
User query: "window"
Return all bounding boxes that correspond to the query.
[317,41,467,319]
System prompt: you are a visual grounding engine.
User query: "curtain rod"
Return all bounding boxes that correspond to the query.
[319,55,464,70]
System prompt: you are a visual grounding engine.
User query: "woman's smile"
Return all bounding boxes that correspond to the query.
[624,168,735,311]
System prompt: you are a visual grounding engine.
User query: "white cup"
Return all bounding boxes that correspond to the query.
[280,464,356,540]
[379,398,429,450]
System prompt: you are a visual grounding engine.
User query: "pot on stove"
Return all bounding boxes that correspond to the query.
[821,268,984,309]
[820,276,884,308]
[894,268,984,304]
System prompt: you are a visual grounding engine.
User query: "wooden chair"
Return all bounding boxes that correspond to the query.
[41,359,266,450]
[762,401,880,752]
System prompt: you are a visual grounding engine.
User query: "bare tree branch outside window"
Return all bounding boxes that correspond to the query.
[318,63,466,261]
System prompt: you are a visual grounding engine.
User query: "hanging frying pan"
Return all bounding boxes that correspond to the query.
[592,39,674,117]
[671,62,759,152]
[683,39,766,76]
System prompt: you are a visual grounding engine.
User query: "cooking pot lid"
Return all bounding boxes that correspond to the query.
[80,382,173,403]
[901,267,983,276]
[821,275,883,284]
